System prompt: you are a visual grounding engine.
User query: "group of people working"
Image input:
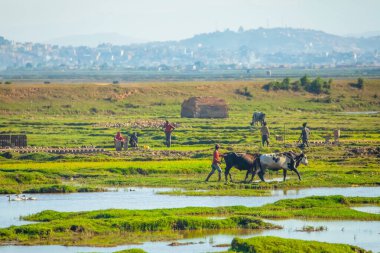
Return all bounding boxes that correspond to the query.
[259,122,311,147]
[114,120,176,150]
[114,131,138,150]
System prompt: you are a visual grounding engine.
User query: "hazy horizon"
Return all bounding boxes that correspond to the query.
[1,0,380,45]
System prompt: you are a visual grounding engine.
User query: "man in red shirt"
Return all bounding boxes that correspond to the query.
[205,144,222,182]
[163,120,175,147]
[114,131,125,151]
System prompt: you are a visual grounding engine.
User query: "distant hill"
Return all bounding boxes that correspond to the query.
[45,33,146,47]
[1,27,379,70]
[178,27,380,53]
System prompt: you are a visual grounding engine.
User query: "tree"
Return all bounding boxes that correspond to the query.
[357,78,364,89]
[300,75,311,86]
[291,80,301,91]
[308,77,324,94]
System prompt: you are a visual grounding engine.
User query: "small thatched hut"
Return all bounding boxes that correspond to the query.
[181,97,228,118]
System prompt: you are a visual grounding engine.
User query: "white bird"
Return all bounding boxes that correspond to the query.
[11,195,23,201]
[6,194,37,201]
[22,194,37,200]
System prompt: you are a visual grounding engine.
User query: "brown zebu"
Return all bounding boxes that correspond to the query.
[222,152,263,182]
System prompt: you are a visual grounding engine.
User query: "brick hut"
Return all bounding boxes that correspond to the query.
[181,97,228,118]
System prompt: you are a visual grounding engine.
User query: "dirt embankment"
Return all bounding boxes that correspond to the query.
[93,120,181,129]
[346,147,380,157]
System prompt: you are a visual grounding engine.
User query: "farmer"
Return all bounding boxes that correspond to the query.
[163,120,175,147]
[129,132,138,148]
[260,121,270,147]
[205,144,222,182]
[299,122,311,147]
[334,129,340,144]
[114,131,125,151]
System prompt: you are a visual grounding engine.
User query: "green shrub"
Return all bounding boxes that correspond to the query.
[0,151,18,159]
[235,87,253,98]
[264,76,331,94]
[89,107,98,114]
[350,77,365,89]
[14,226,52,238]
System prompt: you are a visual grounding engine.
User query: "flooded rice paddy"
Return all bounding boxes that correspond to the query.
[1,186,379,252]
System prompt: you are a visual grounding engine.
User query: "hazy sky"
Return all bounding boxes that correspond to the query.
[1,0,380,42]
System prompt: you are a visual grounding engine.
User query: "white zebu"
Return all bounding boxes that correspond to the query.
[254,152,308,181]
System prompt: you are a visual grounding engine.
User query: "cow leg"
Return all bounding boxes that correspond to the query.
[224,166,231,182]
[257,165,266,182]
[248,162,259,183]
[248,169,256,183]
[293,168,301,181]
[283,169,287,181]
[244,170,250,182]
[258,170,265,182]
[229,173,233,182]
[254,158,265,182]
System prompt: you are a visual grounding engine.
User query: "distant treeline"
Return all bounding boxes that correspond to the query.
[263,75,333,94]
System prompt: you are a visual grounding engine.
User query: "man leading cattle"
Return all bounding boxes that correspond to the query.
[205,144,222,182]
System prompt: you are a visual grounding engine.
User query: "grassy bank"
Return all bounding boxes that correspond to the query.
[229,236,370,253]
[0,80,379,195]
[0,196,378,246]
[1,146,379,195]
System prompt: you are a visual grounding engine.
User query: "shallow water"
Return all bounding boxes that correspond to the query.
[351,206,380,214]
[1,220,379,253]
[1,186,380,228]
[259,219,380,252]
